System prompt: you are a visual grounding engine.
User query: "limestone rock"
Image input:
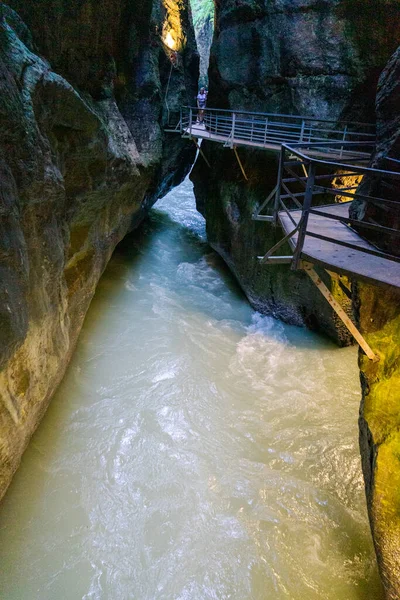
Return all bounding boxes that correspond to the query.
[350,46,400,256]
[0,1,198,500]
[353,45,400,600]
[191,0,400,343]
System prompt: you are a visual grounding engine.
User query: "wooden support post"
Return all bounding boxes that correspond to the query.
[302,262,379,362]
[233,146,249,181]
[192,139,211,168]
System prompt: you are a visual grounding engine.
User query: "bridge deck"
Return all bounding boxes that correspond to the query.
[185,124,372,163]
[279,202,400,288]
[184,123,281,151]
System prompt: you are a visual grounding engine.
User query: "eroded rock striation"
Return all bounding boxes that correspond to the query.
[0,0,198,500]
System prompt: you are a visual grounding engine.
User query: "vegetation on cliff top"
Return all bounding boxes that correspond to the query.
[190,0,214,28]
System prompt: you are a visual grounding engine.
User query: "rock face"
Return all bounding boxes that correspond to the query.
[205,0,400,119]
[351,46,400,256]
[354,47,400,599]
[0,1,198,500]
[191,0,400,341]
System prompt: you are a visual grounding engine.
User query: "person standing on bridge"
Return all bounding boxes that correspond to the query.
[196,87,208,124]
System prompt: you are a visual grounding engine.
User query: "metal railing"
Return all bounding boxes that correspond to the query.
[180,106,376,148]
[263,141,400,270]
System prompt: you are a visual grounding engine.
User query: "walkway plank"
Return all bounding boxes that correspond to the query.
[279,203,400,288]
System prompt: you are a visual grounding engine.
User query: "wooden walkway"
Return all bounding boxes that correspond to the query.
[279,202,400,288]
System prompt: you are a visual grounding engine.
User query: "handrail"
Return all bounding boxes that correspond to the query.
[282,142,400,179]
[181,107,376,157]
[182,106,376,129]
[275,143,400,269]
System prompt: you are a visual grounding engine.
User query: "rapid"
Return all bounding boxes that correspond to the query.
[0,178,383,599]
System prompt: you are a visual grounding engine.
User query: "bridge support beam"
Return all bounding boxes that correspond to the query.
[258,222,300,264]
[302,262,379,362]
[233,146,249,181]
[192,139,211,168]
[252,184,279,221]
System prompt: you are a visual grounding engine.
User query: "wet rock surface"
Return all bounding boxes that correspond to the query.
[353,45,400,600]
[0,0,198,500]
[191,0,400,341]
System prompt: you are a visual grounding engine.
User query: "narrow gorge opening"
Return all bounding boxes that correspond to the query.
[190,0,214,88]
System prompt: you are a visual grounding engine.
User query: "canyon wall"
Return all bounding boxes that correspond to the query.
[191,0,400,343]
[355,48,400,599]
[0,0,198,500]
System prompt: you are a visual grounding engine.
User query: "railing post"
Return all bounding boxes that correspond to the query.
[291,162,316,270]
[340,125,347,158]
[231,112,236,148]
[263,117,269,146]
[273,146,285,226]
[189,107,193,137]
[300,120,305,143]
[180,106,183,134]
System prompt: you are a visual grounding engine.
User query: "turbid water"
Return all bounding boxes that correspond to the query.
[0,178,383,599]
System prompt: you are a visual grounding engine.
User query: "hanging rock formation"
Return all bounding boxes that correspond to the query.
[0,0,198,500]
[191,0,400,343]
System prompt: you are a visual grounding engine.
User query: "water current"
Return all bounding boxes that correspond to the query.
[0,178,383,599]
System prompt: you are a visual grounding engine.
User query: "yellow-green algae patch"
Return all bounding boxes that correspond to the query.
[360,285,400,444]
[363,376,400,445]
[372,433,400,598]
[358,282,400,598]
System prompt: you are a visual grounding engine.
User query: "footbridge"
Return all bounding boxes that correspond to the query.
[179,106,376,164]
[174,106,400,361]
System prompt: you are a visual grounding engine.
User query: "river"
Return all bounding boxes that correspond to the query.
[0,177,383,599]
